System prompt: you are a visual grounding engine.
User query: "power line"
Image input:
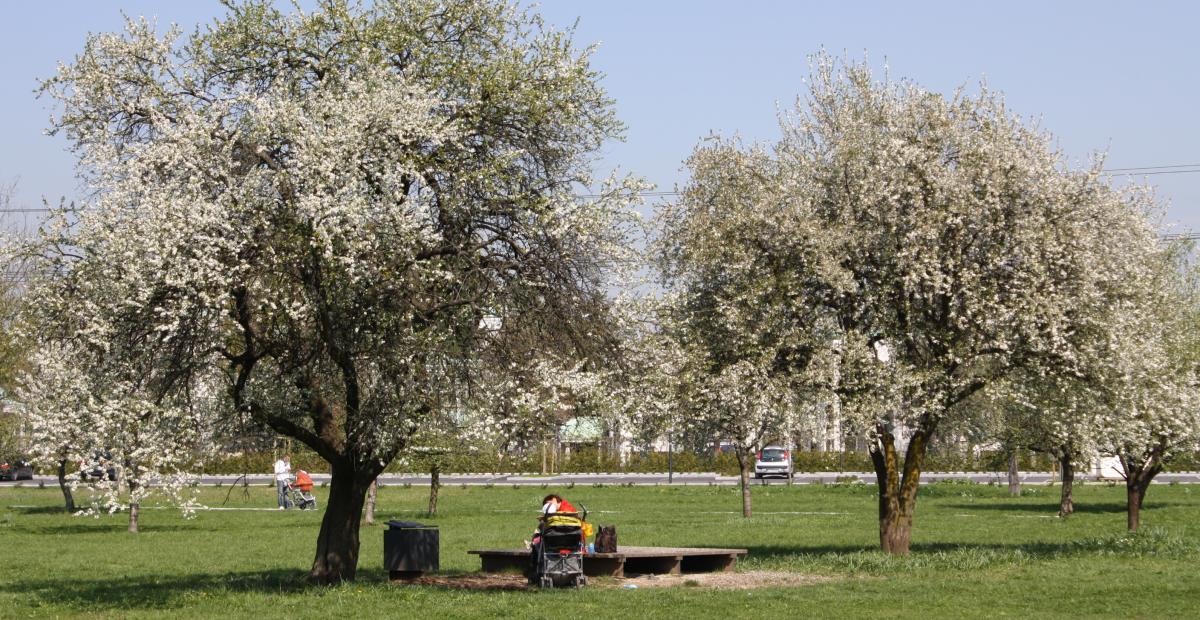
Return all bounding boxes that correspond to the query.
[1108,169,1200,177]
[1103,163,1200,172]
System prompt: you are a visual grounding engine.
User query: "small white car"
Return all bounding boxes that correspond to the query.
[754,446,793,479]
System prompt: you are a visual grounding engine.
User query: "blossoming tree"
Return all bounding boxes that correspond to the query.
[1096,249,1200,531]
[659,54,1167,553]
[985,207,1191,521]
[26,0,638,583]
[21,344,219,532]
[987,373,1108,515]
[654,138,820,515]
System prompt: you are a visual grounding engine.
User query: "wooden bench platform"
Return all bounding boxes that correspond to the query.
[467,546,748,578]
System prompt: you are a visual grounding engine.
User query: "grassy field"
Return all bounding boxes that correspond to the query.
[1,480,1198,618]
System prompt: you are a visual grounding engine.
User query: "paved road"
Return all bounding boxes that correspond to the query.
[6,471,1200,487]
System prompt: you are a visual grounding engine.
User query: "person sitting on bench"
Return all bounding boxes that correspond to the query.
[541,493,576,520]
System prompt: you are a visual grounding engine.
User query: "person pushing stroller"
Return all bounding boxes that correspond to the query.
[273,455,292,509]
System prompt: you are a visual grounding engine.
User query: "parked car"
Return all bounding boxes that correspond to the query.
[80,452,118,482]
[754,446,792,479]
[0,459,34,481]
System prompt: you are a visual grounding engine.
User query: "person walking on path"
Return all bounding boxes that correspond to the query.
[273,455,292,510]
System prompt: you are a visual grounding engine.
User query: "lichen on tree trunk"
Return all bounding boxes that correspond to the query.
[870,421,932,555]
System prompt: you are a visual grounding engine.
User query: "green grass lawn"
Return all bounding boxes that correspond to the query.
[1,481,1198,618]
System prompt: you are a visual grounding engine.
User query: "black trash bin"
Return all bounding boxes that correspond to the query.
[384,521,439,579]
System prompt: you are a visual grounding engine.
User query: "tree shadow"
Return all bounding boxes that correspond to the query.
[0,568,322,612]
[25,522,217,535]
[374,510,443,522]
[743,543,876,560]
[909,541,1069,556]
[944,501,1160,515]
[742,534,1183,564]
[6,505,71,515]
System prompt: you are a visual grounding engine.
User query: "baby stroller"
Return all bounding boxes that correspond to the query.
[286,470,318,510]
[531,507,588,588]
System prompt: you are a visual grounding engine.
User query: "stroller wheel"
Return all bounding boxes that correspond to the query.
[540,576,553,589]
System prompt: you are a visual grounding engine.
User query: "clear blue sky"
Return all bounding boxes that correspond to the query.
[2,1,1197,231]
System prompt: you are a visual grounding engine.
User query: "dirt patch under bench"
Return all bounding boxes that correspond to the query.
[392,570,831,591]
[610,570,833,590]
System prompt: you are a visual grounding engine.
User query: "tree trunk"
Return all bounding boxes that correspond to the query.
[56,459,75,513]
[1120,450,1161,532]
[1119,448,1163,533]
[427,464,441,517]
[787,445,794,486]
[870,423,932,555]
[310,464,372,584]
[551,436,558,474]
[1006,450,1021,497]
[127,477,139,533]
[1058,451,1074,516]
[365,479,377,525]
[736,449,752,518]
[1126,480,1146,531]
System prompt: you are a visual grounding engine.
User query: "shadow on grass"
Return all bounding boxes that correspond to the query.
[745,543,874,560]
[374,511,438,520]
[739,541,1066,561]
[742,541,1041,566]
[6,505,71,515]
[944,501,1162,515]
[743,527,1197,568]
[911,541,1073,556]
[23,522,216,535]
[0,567,396,612]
